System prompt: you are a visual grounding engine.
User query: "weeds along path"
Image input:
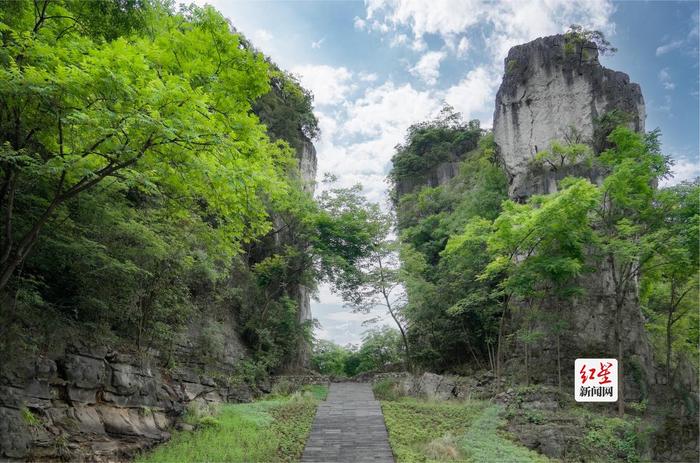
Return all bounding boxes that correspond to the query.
[301,382,394,462]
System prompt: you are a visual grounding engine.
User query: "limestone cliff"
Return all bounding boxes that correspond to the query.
[493,34,645,201]
[291,138,317,370]
[492,34,654,394]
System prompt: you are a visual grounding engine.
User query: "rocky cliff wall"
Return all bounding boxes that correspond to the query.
[493,34,645,201]
[492,34,655,393]
[0,341,255,461]
[286,137,317,370]
[0,130,319,463]
[394,159,464,197]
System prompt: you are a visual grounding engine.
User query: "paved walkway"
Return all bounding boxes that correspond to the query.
[301,382,395,463]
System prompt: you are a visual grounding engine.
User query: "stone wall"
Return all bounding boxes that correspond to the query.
[0,343,255,461]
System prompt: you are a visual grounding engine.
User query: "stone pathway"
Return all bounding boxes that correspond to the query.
[301,382,395,463]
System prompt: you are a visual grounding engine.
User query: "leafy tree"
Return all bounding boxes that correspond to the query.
[355,327,404,373]
[389,105,482,199]
[592,126,672,414]
[343,232,412,371]
[254,66,319,151]
[312,340,351,376]
[0,2,291,291]
[564,24,617,65]
[445,178,599,386]
[642,181,700,384]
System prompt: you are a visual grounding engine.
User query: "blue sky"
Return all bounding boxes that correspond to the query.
[196,0,700,346]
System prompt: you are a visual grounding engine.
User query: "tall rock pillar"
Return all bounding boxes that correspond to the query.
[492,34,654,395]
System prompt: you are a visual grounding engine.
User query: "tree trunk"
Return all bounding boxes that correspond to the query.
[525,339,530,386]
[496,303,508,391]
[616,298,625,416]
[557,334,562,391]
[666,281,676,385]
[388,305,412,372]
[666,309,673,385]
[617,333,624,416]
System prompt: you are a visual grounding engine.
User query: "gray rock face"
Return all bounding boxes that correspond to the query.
[493,34,645,200]
[0,348,255,461]
[298,139,317,194]
[491,35,654,395]
[291,137,317,370]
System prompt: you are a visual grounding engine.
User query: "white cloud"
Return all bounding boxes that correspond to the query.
[409,51,446,85]
[362,0,615,62]
[659,158,700,187]
[656,40,684,56]
[359,71,379,82]
[658,68,675,91]
[390,33,409,47]
[457,36,470,56]
[291,65,354,106]
[342,82,440,137]
[253,28,273,42]
[444,66,499,124]
[354,16,366,30]
[311,37,326,49]
[411,36,427,52]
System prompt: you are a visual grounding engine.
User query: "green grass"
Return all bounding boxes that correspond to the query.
[137,388,326,463]
[373,378,404,401]
[302,384,329,401]
[381,398,549,463]
[462,405,550,463]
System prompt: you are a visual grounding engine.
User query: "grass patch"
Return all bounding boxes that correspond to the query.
[302,384,329,401]
[463,405,550,463]
[381,398,485,462]
[373,378,404,401]
[381,398,549,463]
[137,390,325,463]
[573,408,645,463]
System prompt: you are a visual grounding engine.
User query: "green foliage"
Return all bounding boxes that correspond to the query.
[372,378,405,401]
[395,132,508,370]
[389,105,483,198]
[254,66,319,150]
[20,406,41,428]
[394,106,696,391]
[138,396,318,463]
[532,139,592,170]
[356,327,404,373]
[381,399,548,463]
[312,327,404,377]
[311,340,352,376]
[0,0,313,369]
[641,180,700,383]
[462,405,550,463]
[0,0,387,384]
[581,414,644,463]
[564,24,617,57]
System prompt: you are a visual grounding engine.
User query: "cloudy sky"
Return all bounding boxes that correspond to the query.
[196,0,700,346]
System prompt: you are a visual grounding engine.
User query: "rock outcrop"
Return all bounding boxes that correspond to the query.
[294,139,317,369]
[493,34,645,201]
[394,159,464,197]
[492,35,654,392]
[0,343,255,461]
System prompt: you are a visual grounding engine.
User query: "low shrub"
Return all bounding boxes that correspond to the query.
[372,378,403,401]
